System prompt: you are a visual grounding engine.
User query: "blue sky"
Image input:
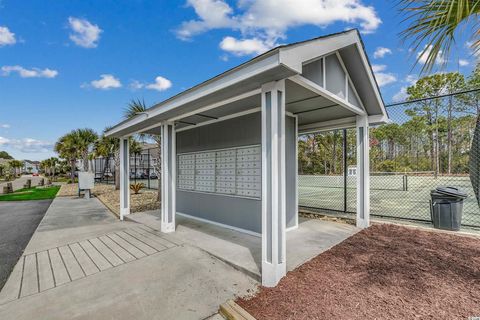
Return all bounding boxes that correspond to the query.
[0,0,476,160]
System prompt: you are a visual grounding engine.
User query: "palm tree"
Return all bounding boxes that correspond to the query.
[55,132,80,183]
[400,0,480,73]
[95,127,141,190]
[94,127,120,188]
[124,99,162,200]
[74,128,98,172]
[399,0,480,205]
[49,157,58,180]
[8,160,23,178]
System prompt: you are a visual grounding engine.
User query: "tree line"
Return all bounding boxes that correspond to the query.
[44,99,162,200]
[299,68,480,177]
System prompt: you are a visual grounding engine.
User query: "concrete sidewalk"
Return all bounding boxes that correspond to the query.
[129,211,359,280]
[0,196,257,320]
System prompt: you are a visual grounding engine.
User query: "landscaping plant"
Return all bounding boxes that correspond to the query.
[130,182,145,194]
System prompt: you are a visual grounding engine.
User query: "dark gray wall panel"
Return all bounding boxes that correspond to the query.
[177,191,262,233]
[302,58,323,87]
[325,54,346,99]
[177,112,261,153]
[176,111,297,233]
[176,112,262,233]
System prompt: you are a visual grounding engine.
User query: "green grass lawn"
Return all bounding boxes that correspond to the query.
[0,186,60,201]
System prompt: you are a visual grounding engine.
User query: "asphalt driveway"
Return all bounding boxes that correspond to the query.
[0,200,52,290]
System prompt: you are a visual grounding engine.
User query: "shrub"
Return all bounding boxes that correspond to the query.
[130,182,145,194]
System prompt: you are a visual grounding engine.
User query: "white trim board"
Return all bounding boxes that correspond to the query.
[175,108,261,133]
[176,212,261,237]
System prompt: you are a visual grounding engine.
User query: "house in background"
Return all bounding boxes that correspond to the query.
[106,29,388,287]
[23,160,40,174]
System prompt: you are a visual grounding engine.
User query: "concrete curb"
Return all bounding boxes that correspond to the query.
[219,300,256,320]
[193,247,261,282]
[96,194,120,218]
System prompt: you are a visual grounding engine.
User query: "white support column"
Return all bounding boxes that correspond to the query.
[161,122,176,233]
[119,137,130,220]
[261,80,287,287]
[294,115,299,228]
[356,115,370,228]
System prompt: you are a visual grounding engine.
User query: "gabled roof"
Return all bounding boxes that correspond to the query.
[106,29,386,137]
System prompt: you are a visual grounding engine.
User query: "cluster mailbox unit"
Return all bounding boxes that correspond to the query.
[178,145,262,197]
[106,29,388,286]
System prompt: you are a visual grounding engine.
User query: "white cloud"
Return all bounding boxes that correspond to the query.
[417,45,445,65]
[130,76,172,92]
[0,124,10,129]
[373,47,391,59]
[405,74,418,85]
[145,76,172,91]
[371,64,396,87]
[176,0,235,40]
[0,136,53,153]
[371,64,386,72]
[177,0,381,55]
[1,65,58,78]
[219,36,271,56]
[392,87,408,102]
[459,59,469,67]
[129,80,144,90]
[68,17,102,48]
[0,26,16,46]
[375,72,396,87]
[392,75,418,102]
[85,74,122,90]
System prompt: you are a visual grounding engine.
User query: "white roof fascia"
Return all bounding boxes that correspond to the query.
[351,32,388,119]
[299,114,389,134]
[289,74,366,116]
[106,52,282,137]
[299,117,357,133]
[279,30,387,119]
[278,31,358,73]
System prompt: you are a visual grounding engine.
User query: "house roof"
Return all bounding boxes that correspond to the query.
[106,29,386,137]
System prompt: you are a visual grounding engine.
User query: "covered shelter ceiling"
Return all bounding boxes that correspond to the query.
[106,29,388,138]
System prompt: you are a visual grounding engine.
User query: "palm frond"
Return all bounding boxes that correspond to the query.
[399,0,480,73]
[124,98,148,119]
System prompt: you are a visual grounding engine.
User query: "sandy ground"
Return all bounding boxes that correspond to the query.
[57,183,159,216]
[238,224,480,320]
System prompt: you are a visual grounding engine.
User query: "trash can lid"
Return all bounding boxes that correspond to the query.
[434,186,468,199]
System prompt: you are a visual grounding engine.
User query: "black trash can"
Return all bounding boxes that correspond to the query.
[430,186,468,231]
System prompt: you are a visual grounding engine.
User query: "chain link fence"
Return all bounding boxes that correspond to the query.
[298,89,480,228]
[93,145,160,190]
[91,90,480,229]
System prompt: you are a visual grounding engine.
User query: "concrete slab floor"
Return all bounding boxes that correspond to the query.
[128,211,360,279]
[0,197,258,320]
[0,245,257,320]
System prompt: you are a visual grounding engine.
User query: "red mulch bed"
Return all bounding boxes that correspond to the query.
[237,224,480,320]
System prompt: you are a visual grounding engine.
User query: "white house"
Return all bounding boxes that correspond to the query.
[106,30,388,287]
[23,160,40,174]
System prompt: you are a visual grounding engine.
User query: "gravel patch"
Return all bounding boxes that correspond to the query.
[57,183,159,217]
[97,189,160,216]
[237,224,480,320]
[57,183,114,197]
